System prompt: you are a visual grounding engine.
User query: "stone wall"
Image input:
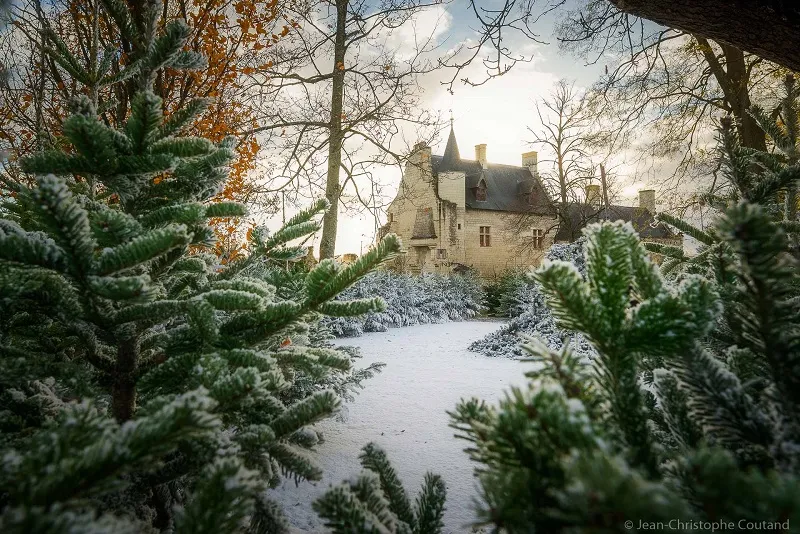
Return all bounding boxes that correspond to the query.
[384,144,560,276]
[383,144,439,273]
[460,210,556,276]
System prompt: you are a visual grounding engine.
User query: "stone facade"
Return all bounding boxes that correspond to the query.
[380,130,557,277]
[380,127,682,277]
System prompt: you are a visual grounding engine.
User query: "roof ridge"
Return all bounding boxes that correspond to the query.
[432,155,532,171]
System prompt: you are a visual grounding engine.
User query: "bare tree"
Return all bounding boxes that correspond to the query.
[437,0,561,93]
[442,0,800,91]
[551,1,793,217]
[558,2,778,148]
[507,78,619,250]
[530,79,594,205]
[438,1,788,192]
[244,0,447,259]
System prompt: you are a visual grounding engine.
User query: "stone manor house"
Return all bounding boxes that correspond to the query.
[378,125,681,276]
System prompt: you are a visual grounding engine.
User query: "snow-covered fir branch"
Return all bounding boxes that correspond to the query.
[470,239,595,359]
[322,271,484,337]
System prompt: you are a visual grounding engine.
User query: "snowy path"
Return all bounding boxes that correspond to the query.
[273,320,530,533]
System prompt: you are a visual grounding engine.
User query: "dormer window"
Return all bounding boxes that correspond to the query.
[474,177,487,201]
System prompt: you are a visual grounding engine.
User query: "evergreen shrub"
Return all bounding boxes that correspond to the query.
[323,270,483,337]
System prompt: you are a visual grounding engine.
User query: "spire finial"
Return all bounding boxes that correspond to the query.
[449,109,453,127]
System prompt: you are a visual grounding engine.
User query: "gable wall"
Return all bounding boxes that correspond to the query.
[384,146,438,251]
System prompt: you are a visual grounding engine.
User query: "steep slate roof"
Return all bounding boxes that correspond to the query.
[553,203,678,242]
[430,127,554,215]
[440,126,461,168]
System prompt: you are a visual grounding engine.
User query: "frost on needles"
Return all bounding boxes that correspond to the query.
[449,78,800,532]
[314,443,447,534]
[0,0,404,530]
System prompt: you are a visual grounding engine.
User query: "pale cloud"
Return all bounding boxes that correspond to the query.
[258,6,611,256]
[382,5,453,60]
[327,40,567,255]
[416,36,561,174]
[622,181,647,198]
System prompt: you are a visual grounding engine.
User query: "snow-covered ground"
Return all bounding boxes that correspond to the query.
[272,320,530,533]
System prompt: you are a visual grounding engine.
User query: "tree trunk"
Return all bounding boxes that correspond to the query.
[610,0,800,72]
[112,337,138,422]
[695,37,767,151]
[721,45,766,151]
[34,0,46,150]
[557,153,567,205]
[599,163,610,208]
[318,0,348,260]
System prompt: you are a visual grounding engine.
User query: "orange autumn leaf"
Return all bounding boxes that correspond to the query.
[4,0,299,260]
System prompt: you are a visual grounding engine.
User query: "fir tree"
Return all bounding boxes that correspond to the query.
[450,95,800,531]
[646,74,800,276]
[314,443,447,534]
[0,0,401,530]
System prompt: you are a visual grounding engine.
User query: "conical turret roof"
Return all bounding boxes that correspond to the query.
[440,124,460,169]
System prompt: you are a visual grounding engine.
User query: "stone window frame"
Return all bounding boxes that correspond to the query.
[436,248,448,259]
[532,227,544,249]
[479,226,491,247]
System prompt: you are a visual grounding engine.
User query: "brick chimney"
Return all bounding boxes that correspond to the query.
[586,184,602,208]
[522,150,538,174]
[412,141,431,162]
[408,140,432,181]
[475,144,487,168]
[639,189,656,213]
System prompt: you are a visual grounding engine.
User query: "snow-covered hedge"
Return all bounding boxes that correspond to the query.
[322,271,484,337]
[469,239,596,359]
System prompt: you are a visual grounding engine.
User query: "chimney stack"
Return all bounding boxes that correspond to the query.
[412,141,431,161]
[408,140,432,180]
[639,189,656,213]
[586,184,602,208]
[522,150,538,174]
[475,144,487,168]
